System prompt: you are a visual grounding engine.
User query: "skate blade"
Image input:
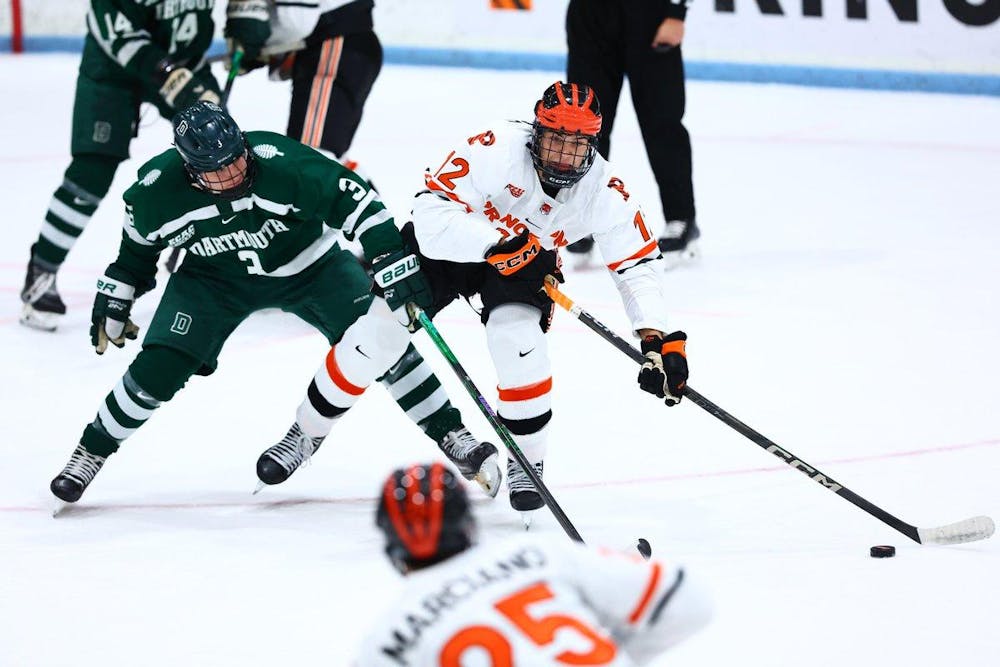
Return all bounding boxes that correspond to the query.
[252,481,266,495]
[50,497,71,518]
[520,511,535,530]
[474,455,502,498]
[19,304,60,332]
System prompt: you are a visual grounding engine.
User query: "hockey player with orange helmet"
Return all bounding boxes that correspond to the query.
[401,82,689,520]
[356,462,711,665]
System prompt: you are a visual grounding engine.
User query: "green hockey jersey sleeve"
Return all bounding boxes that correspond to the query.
[294,154,404,262]
[105,196,166,293]
[85,0,215,85]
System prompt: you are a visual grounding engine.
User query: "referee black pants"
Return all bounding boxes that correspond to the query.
[287,30,383,158]
[566,0,695,223]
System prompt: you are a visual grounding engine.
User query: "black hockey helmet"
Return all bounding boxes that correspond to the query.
[376,462,477,574]
[172,101,254,198]
[529,81,602,188]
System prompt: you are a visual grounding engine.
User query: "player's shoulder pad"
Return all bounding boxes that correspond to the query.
[124,148,187,205]
[245,130,307,162]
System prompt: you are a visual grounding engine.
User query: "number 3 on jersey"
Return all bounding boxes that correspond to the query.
[440,582,617,665]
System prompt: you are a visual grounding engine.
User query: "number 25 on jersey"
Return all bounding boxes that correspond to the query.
[440,582,617,666]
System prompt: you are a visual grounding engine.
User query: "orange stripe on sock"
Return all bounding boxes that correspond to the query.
[628,562,663,624]
[308,36,343,148]
[326,347,366,396]
[303,40,334,146]
[498,377,552,402]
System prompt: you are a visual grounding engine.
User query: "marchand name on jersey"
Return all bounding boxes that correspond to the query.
[186,218,290,258]
[380,547,547,665]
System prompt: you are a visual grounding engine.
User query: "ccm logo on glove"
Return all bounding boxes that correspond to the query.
[486,234,543,276]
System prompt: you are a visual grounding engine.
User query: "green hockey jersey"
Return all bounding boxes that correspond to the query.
[114,131,402,287]
[82,0,217,85]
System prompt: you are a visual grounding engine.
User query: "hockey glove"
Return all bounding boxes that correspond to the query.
[91,274,141,355]
[158,66,221,109]
[225,0,272,61]
[372,250,433,331]
[485,232,563,290]
[638,331,688,406]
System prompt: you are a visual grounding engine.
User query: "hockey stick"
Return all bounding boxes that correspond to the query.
[165,49,244,275]
[543,276,995,546]
[407,303,585,542]
[220,48,243,108]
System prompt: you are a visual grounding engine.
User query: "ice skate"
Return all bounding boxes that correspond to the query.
[50,444,107,503]
[255,422,325,489]
[507,459,544,527]
[438,427,501,497]
[20,249,66,331]
[658,219,701,270]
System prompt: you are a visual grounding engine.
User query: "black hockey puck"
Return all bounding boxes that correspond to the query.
[636,538,652,560]
[870,545,896,558]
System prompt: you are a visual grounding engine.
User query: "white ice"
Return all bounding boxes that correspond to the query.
[1,55,998,666]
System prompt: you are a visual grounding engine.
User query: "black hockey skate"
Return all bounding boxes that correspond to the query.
[657,219,701,270]
[51,444,107,503]
[255,422,325,487]
[438,427,501,498]
[565,235,595,255]
[20,248,66,332]
[507,459,545,516]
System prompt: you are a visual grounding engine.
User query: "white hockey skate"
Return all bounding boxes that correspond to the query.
[438,427,501,498]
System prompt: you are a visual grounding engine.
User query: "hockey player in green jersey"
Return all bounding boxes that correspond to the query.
[49,102,501,504]
[20,0,271,331]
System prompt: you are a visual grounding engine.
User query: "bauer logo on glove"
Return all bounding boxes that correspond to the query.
[374,254,420,287]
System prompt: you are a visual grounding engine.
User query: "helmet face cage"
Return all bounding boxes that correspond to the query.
[376,463,476,573]
[529,82,602,188]
[173,101,255,199]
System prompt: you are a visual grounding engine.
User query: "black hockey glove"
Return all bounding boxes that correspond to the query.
[372,250,433,331]
[90,272,141,355]
[638,331,688,406]
[225,0,272,61]
[485,232,563,290]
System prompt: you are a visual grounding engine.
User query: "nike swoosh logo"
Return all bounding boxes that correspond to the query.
[518,349,534,357]
[355,344,370,359]
[221,216,236,224]
[72,196,90,206]
[135,389,156,403]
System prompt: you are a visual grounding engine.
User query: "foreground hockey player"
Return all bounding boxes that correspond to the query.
[49,102,499,503]
[407,82,689,515]
[19,0,271,330]
[357,463,712,665]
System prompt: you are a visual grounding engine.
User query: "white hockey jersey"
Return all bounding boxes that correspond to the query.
[413,122,671,334]
[355,534,711,666]
[266,0,359,47]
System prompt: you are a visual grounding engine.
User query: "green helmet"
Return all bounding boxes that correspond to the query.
[172,102,254,198]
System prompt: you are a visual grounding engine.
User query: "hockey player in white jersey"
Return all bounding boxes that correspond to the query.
[404,82,689,515]
[357,463,711,666]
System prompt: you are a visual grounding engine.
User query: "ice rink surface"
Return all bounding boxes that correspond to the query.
[1,54,998,666]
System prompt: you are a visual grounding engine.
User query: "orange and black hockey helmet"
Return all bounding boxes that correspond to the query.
[376,462,477,573]
[530,81,602,188]
[534,81,602,136]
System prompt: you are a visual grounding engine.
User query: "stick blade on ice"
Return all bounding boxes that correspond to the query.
[918,515,995,545]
